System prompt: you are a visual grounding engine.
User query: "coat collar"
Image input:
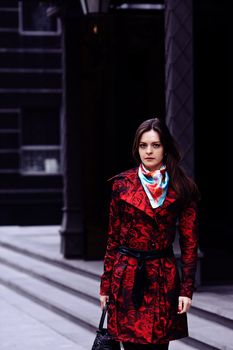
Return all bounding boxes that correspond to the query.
[111,167,177,219]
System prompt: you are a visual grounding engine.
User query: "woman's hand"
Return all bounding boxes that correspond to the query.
[100,295,109,310]
[177,296,192,314]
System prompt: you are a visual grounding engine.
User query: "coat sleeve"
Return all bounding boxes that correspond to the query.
[100,179,121,295]
[178,200,199,299]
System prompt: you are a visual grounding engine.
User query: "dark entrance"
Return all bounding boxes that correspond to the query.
[73,11,165,258]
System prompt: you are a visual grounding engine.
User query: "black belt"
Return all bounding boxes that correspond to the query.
[118,245,174,309]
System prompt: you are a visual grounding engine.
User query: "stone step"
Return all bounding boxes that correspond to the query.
[0,258,232,350]
[0,228,232,350]
[0,227,102,280]
[0,261,207,350]
[188,313,233,350]
[170,339,214,350]
[0,263,100,332]
[1,241,232,332]
[0,283,94,350]
[0,245,100,305]
[192,290,233,327]
[0,281,198,350]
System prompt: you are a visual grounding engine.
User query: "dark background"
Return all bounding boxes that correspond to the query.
[193,1,231,283]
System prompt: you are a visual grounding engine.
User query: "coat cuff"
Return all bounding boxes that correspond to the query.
[100,279,111,296]
[179,285,193,299]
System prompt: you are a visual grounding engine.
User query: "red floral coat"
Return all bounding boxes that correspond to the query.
[100,167,198,344]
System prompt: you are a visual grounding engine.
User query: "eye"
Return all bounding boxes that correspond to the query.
[152,143,161,148]
[139,143,146,149]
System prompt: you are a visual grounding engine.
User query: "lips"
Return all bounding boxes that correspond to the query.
[145,158,154,160]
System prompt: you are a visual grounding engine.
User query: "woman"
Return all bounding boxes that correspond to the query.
[99,118,200,349]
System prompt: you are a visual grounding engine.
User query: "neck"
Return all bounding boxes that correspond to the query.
[142,163,164,172]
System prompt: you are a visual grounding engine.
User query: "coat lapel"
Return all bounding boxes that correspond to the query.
[155,187,177,216]
[116,167,177,219]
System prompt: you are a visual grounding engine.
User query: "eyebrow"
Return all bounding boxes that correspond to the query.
[139,141,161,144]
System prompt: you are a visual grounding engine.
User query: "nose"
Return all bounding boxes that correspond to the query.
[146,146,153,154]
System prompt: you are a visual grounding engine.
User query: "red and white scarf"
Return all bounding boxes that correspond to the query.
[138,163,169,208]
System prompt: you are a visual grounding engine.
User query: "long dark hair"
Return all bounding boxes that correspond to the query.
[132,118,200,204]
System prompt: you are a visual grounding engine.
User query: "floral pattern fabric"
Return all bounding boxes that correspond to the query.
[100,167,198,344]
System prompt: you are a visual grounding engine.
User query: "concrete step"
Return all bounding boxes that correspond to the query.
[0,280,201,350]
[192,290,233,327]
[188,313,233,350]
[0,261,208,350]
[1,241,233,324]
[0,283,201,350]
[0,283,94,350]
[1,255,232,350]
[0,245,100,305]
[0,226,102,280]
[0,263,100,332]
[0,230,232,350]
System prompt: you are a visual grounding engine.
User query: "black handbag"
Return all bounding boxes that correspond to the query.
[91,304,121,350]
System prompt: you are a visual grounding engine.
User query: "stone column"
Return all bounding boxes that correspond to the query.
[164,0,203,286]
[58,7,84,258]
[164,0,194,177]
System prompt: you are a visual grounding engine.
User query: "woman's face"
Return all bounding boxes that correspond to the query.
[138,129,164,171]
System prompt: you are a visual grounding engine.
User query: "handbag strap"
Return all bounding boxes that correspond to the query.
[98,304,108,330]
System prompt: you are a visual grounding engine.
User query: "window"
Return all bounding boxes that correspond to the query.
[19,1,61,35]
[21,145,61,175]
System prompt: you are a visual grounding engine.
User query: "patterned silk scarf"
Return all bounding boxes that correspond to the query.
[138,163,169,208]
